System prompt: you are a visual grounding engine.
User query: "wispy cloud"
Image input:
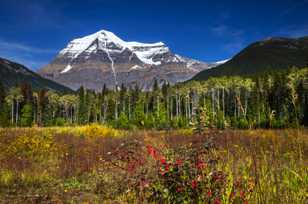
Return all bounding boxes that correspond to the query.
[223,41,245,53]
[210,24,246,54]
[210,24,244,38]
[1,54,47,69]
[0,40,56,54]
[0,39,55,69]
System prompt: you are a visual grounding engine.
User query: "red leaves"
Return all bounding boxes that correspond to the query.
[240,190,245,198]
[147,145,170,175]
[176,187,183,192]
[196,160,207,169]
[147,145,166,163]
[147,145,159,160]
[207,190,212,197]
[191,180,197,189]
[160,157,166,165]
[176,159,183,166]
[214,199,221,204]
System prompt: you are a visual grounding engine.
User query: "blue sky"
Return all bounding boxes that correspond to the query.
[0,0,308,70]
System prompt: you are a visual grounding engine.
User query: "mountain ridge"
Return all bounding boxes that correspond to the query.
[38,29,221,91]
[192,36,308,81]
[0,57,72,92]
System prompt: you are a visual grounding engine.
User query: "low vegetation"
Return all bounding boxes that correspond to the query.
[0,68,307,203]
[0,126,307,203]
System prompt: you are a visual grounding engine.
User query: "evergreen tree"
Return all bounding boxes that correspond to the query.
[37,89,47,126]
[78,86,87,124]
[20,83,33,104]
[153,78,159,92]
[0,82,9,127]
[20,103,33,127]
[0,81,5,108]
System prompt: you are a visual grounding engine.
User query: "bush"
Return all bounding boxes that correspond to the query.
[55,117,66,126]
[20,104,33,127]
[117,112,130,129]
[103,140,254,203]
[0,170,14,186]
[237,118,249,129]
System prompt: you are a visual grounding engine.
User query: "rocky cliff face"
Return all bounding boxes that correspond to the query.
[39,29,218,91]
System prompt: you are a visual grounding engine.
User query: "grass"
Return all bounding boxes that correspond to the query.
[0,126,307,203]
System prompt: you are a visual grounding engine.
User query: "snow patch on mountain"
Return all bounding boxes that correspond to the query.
[61,64,72,73]
[39,29,216,91]
[60,29,169,67]
[130,65,143,70]
[214,59,230,64]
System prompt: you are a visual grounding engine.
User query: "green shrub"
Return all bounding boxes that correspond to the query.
[117,112,130,129]
[238,118,249,129]
[20,104,33,127]
[55,117,66,126]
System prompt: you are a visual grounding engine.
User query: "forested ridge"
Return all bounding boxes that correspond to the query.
[0,68,307,129]
[192,36,308,81]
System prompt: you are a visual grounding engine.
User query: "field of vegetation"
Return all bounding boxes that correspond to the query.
[0,125,307,203]
[0,68,307,203]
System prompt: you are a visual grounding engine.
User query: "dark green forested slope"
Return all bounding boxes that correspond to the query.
[193,37,308,80]
[0,57,71,92]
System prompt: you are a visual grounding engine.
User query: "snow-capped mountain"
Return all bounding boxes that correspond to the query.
[39,29,215,91]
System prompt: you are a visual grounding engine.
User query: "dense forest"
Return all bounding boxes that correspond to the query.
[0,68,307,129]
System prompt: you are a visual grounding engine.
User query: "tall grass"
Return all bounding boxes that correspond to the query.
[0,127,307,203]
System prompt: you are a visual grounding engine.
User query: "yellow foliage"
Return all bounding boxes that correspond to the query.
[6,132,56,158]
[76,124,124,137]
[0,170,14,185]
[47,124,125,138]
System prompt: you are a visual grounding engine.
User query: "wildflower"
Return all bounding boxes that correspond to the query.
[176,159,183,166]
[196,161,206,169]
[191,180,197,189]
[159,163,169,175]
[164,164,169,171]
[160,168,165,175]
[240,191,245,198]
[207,190,212,197]
[127,161,137,173]
[160,157,166,165]
[176,187,183,192]
[214,199,221,204]
[140,179,150,189]
[147,145,159,160]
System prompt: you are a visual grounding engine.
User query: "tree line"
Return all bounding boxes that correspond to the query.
[0,68,307,129]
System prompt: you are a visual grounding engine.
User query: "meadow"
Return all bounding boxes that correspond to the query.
[0,125,307,203]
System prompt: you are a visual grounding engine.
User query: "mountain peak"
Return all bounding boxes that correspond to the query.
[39,29,213,91]
[59,29,168,65]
